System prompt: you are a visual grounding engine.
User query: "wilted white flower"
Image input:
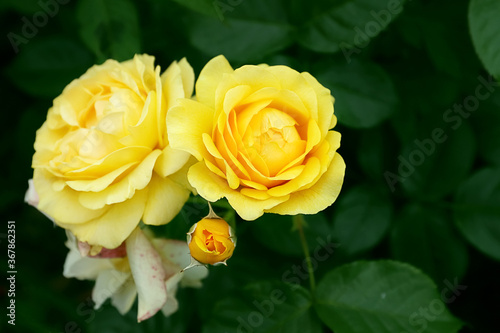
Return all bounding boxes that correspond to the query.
[64,228,208,322]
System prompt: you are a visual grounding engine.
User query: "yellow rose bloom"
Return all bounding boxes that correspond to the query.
[167,55,345,220]
[188,217,235,265]
[31,54,194,249]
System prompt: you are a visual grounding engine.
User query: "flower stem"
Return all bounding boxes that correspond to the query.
[293,215,316,293]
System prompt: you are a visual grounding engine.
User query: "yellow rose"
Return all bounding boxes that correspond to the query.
[188,216,235,265]
[31,54,194,249]
[167,55,345,220]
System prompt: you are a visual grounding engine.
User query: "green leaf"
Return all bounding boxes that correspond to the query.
[401,121,476,200]
[332,185,393,256]
[390,204,469,284]
[315,260,463,333]
[187,14,293,64]
[315,58,398,128]
[298,0,406,54]
[203,281,321,333]
[77,0,141,62]
[252,213,333,257]
[6,37,93,98]
[469,0,500,79]
[454,167,500,261]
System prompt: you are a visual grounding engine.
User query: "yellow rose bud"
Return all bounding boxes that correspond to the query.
[30,54,195,249]
[187,205,235,265]
[167,55,346,220]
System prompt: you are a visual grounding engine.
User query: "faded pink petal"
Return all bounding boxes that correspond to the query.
[92,269,130,309]
[153,239,208,287]
[63,234,116,280]
[24,179,39,207]
[126,228,168,322]
[91,242,127,258]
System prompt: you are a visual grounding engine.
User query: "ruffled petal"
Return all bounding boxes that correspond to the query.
[34,168,106,224]
[153,145,191,178]
[79,149,161,209]
[188,162,289,220]
[267,152,345,215]
[178,58,195,98]
[119,91,158,148]
[66,162,137,192]
[301,72,336,135]
[195,55,234,108]
[167,99,214,161]
[60,188,148,248]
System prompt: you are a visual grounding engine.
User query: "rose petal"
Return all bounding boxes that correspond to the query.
[153,145,191,178]
[167,99,214,161]
[34,168,106,224]
[111,279,138,315]
[119,91,158,148]
[195,55,234,108]
[24,179,39,208]
[59,189,148,249]
[267,152,345,215]
[161,273,183,317]
[188,162,289,220]
[78,149,161,209]
[126,228,168,322]
[142,173,190,226]
[65,162,137,192]
[63,240,115,280]
[92,269,130,309]
[301,71,336,135]
[63,146,151,180]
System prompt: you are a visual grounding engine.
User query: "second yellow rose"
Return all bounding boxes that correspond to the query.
[167,55,346,220]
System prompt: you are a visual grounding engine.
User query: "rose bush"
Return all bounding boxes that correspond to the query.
[167,55,346,220]
[31,54,194,249]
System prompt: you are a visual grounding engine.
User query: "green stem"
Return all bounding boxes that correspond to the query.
[294,215,316,293]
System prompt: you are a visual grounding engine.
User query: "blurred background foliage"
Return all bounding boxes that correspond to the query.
[1,0,500,332]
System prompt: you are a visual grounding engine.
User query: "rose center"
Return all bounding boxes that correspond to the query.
[202,230,226,254]
[242,108,306,176]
